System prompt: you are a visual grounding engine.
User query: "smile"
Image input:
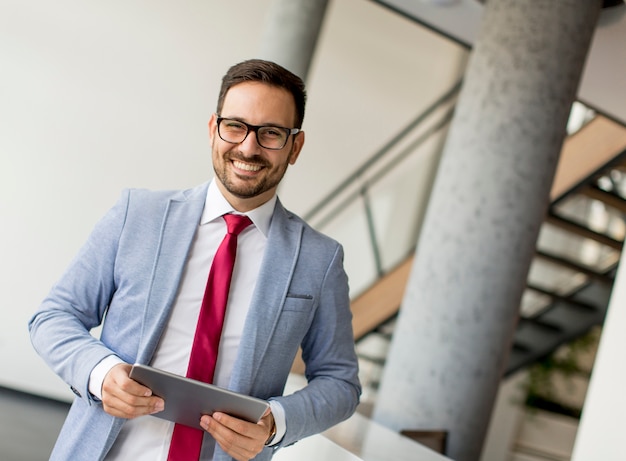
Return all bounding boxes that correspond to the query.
[233,160,263,172]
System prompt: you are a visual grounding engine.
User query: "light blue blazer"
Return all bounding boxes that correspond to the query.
[29,182,361,461]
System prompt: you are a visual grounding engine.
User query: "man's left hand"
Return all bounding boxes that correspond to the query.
[200,408,275,461]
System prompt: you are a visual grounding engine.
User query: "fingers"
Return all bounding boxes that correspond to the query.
[101,363,164,419]
[200,411,273,461]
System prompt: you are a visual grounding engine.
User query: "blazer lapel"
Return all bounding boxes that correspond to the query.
[136,183,208,364]
[229,200,303,393]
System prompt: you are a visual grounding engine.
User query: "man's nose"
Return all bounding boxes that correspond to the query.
[239,130,261,154]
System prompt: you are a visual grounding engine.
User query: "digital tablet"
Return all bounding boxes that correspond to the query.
[129,364,269,429]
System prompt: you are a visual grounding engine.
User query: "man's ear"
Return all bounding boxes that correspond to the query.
[208,113,218,143]
[289,131,305,165]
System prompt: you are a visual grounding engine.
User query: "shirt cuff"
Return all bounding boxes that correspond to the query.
[267,400,286,446]
[88,355,125,400]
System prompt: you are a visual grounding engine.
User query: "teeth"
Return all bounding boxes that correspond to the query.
[233,160,262,172]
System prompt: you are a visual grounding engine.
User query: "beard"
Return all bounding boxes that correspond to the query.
[212,145,292,199]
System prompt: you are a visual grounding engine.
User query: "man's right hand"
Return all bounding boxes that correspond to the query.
[101,363,165,418]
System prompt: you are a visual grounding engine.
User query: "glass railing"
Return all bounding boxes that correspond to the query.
[304,80,462,298]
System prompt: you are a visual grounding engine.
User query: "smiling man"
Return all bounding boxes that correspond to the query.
[210,79,304,211]
[29,59,361,461]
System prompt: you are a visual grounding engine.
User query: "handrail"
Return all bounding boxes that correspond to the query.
[310,105,457,232]
[303,80,463,223]
[299,79,462,279]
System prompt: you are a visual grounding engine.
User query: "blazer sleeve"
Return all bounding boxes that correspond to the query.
[28,190,131,402]
[273,243,362,447]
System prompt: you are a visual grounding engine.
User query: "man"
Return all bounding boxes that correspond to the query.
[29,59,361,461]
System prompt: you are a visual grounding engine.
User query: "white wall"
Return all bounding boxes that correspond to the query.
[0,0,466,400]
[0,0,268,400]
[571,254,626,460]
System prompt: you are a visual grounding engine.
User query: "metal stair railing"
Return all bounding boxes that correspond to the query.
[304,80,462,281]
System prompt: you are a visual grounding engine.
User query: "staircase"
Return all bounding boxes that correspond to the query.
[291,71,626,411]
[350,114,626,400]
[507,115,626,375]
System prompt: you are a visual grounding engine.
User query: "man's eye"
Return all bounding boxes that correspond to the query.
[225,121,246,130]
[262,128,283,138]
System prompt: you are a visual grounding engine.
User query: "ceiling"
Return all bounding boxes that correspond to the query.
[375,0,626,126]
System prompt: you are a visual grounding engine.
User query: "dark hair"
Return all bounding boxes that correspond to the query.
[216,59,307,129]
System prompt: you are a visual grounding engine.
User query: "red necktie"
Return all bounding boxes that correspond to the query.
[167,214,252,461]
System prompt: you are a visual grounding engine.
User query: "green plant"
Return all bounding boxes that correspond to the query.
[524,327,600,418]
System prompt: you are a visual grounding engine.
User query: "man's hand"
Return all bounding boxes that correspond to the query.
[200,407,275,461]
[101,363,164,418]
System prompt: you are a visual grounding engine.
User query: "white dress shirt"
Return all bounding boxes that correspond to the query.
[88,180,286,460]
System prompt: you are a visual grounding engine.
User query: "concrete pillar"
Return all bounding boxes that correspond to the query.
[372,1,603,460]
[258,0,329,81]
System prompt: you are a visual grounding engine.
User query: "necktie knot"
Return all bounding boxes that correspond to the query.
[224,213,252,236]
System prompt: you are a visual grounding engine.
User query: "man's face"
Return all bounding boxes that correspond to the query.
[209,82,304,211]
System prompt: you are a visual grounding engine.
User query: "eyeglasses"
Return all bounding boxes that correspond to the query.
[216,116,300,150]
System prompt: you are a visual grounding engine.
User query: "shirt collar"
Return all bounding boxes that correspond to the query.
[200,179,276,238]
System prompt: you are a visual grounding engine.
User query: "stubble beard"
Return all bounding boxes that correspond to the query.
[213,146,291,200]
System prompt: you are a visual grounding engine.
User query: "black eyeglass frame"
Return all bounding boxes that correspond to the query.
[216,116,301,150]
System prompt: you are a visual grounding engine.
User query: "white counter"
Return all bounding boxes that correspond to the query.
[273,409,453,461]
[324,411,453,461]
[275,374,454,461]
[274,434,362,461]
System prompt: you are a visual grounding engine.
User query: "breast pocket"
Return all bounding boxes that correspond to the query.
[283,293,314,312]
[274,293,316,341]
